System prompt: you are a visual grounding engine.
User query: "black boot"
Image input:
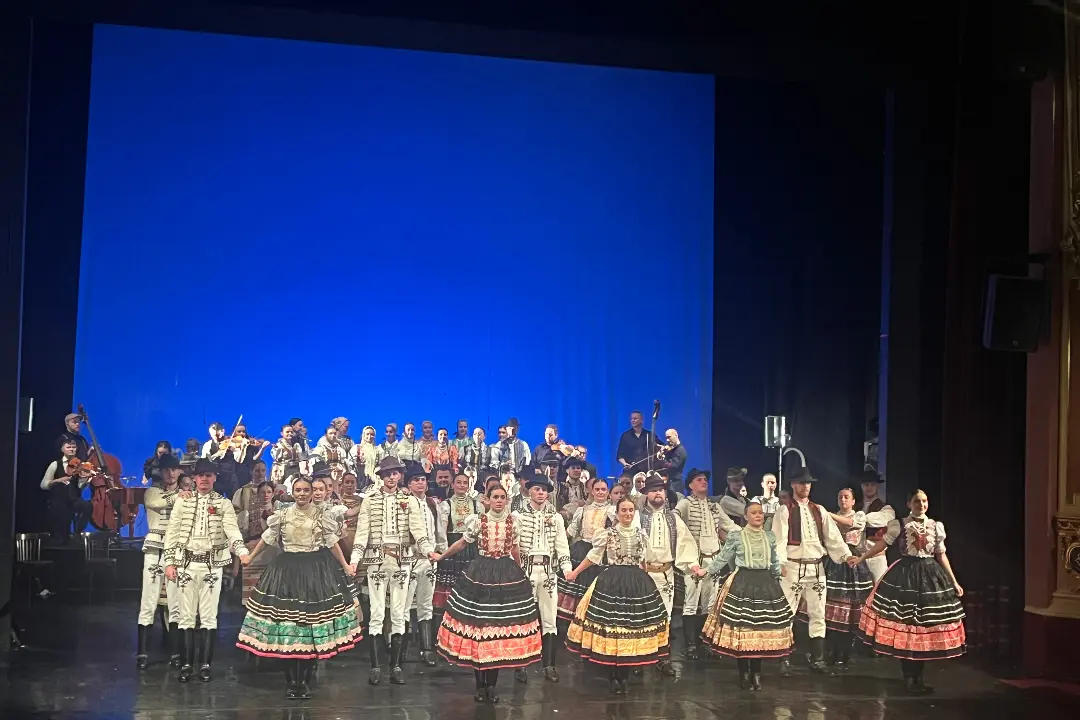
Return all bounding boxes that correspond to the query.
[834,633,852,672]
[169,623,182,667]
[368,636,382,685]
[179,629,196,682]
[515,667,529,684]
[157,607,170,649]
[418,620,436,667]
[737,658,750,689]
[780,658,792,676]
[474,670,487,702]
[657,659,676,677]
[389,633,405,684]
[543,634,559,682]
[749,659,763,691]
[808,636,833,675]
[284,659,297,698]
[484,669,500,703]
[683,616,699,661]
[136,625,149,669]
[912,661,933,694]
[296,659,314,698]
[901,659,919,694]
[400,619,412,663]
[199,629,216,682]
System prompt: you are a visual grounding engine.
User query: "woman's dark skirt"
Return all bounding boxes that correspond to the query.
[236,550,363,659]
[701,568,794,659]
[437,555,542,670]
[557,540,604,621]
[433,532,478,610]
[566,565,670,667]
[795,556,873,633]
[858,556,966,660]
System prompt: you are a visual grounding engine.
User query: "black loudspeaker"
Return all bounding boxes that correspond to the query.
[982,275,1046,352]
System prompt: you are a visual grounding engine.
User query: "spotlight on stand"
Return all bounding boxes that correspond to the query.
[764,415,806,490]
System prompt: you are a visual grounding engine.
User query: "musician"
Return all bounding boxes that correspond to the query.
[137,454,183,669]
[394,423,423,464]
[657,429,688,493]
[312,423,355,479]
[163,458,248,683]
[574,445,598,482]
[56,412,90,461]
[212,425,269,498]
[200,423,227,458]
[179,438,200,472]
[40,439,91,543]
[492,421,531,473]
[616,410,656,473]
[143,441,174,486]
[288,418,312,455]
[533,424,562,467]
[451,419,473,458]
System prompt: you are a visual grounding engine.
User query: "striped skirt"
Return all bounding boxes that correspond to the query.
[433,532,478,610]
[437,555,542,670]
[701,568,794,659]
[557,540,604,621]
[796,556,873,632]
[566,565,670,667]
[858,556,966,660]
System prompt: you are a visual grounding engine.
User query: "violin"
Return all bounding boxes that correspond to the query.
[551,440,581,458]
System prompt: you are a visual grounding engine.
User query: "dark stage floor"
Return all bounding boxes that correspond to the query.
[0,593,1074,720]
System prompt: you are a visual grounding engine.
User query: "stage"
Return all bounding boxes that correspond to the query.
[0,594,1074,720]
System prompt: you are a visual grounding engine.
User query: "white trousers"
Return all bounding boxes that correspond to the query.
[781,560,826,638]
[176,564,224,630]
[648,568,676,619]
[682,561,719,616]
[137,550,180,626]
[367,555,410,636]
[866,555,888,583]
[528,563,558,636]
[406,558,436,622]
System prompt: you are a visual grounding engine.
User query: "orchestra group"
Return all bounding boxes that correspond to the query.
[42,411,968,701]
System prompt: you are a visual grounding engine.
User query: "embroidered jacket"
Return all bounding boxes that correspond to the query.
[675,495,737,558]
[586,525,649,566]
[350,487,432,566]
[514,503,573,574]
[162,491,248,567]
[440,493,480,536]
[142,485,180,552]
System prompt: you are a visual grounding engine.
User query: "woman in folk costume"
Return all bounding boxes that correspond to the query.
[854,489,966,695]
[563,497,671,695]
[431,484,542,704]
[237,480,279,608]
[353,425,385,491]
[557,476,611,629]
[237,477,363,700]
[696,501,793,692]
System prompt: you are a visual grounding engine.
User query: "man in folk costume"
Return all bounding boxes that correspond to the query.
[136,453,184,670]
[513,474,572,683]
[675,468,738,660]
[163,458,248,683]
[639,472,701,677]
[350,456,434,686]
[720,467,750,527]
[771,466,854,675]
[858,469,894,582]
[403,463,447,667]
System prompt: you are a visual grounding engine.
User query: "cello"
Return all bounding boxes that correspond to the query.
[78,404,130,533]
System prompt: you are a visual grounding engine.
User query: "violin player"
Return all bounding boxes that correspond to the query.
[656,429,688,493]
[40,438,92,544]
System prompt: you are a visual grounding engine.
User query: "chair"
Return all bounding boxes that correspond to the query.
[14,533,53,604]
[78,531,117,603]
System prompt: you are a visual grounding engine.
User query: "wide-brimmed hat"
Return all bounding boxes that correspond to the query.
[789,466,815,483]
[686,468,711,484]
[192,458,218,476]
[376,456,405,475]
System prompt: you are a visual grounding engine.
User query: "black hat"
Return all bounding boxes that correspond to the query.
[525,474,553,491]
[192,458,218,476]
[642,471,667,492]
[498,462,514,475]
[157,454,180,470]
[540,455,561,467]
[405,461,428,481]
[685,468,710,484]
[789,466,815,483]
[561,456,585,469]
[726,467,748,481]
[857,468,884,484]
[310,460,332,479]
[376,456,405,475]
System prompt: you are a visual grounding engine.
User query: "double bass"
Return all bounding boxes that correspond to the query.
[78,404,131,532]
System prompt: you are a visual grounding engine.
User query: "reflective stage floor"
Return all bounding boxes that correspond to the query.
[1,594,1075,719]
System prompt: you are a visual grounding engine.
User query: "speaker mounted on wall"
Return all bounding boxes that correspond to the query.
[982,274,1046,352]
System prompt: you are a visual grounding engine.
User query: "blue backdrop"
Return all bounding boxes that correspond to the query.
[75,25,715,507]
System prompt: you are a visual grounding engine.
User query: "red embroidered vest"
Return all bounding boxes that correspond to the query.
[787,501,824,546]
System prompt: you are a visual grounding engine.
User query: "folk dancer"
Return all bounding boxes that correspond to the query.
[462,427,494,484]
[433,473,481,617]
[638,472,701,677]
[349,456,433,685]
[513,474,572,682]
[354,425,386,491]
[379,423,399,458]
[163,458,248,682]
[557,476,611,634]
[270,424,307,490]
[394,423,424,465]
[772,466,854,675]
[432,484,542,704]
[858,469,892,582]
[493,421,531,474]
[676,468,739,660]
[557,456,589,518]
[854,489,966,694]
[403,465,447,666]
[237,476,363,700]
[720,467,749,527]
[136,454,183,669]
[696,501,794,691]
[237,480,278,607]
[312,423,355,487]
[751,473,782,524]
[564,496,671,694]
[450,419,473,460]
[424,427,459,474]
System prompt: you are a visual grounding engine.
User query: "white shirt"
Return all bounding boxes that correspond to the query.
[381,489,400,544]
[772,499,852,565]
[189,492,215,552]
